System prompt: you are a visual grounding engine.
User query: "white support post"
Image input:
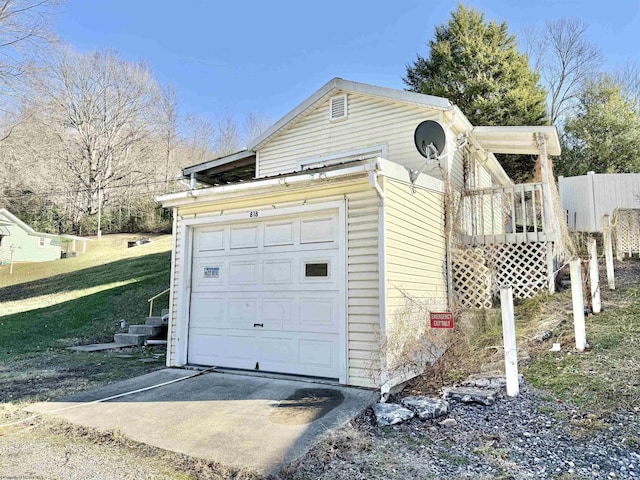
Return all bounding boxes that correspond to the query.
[500,287,519,397]
[570,259,587,352]
[536,133,556,293]
[604,215,615,290]
[589,238,601,313]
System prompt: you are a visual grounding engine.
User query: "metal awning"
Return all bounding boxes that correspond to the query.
[183,150,256,186]
[472,126,561,156]
[0,225,10,236]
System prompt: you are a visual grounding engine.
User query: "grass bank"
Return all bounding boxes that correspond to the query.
[0,234,172,403]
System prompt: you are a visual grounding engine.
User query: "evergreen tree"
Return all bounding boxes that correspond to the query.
[404,4,548,180]
[557,75,640,176]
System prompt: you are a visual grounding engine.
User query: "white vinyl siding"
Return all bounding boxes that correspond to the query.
[346,189,380,387]
[258,93,441,178]
[383,178,448,377]
[0,216,61,263]
[559,172,640,232]
[167,211,181,366]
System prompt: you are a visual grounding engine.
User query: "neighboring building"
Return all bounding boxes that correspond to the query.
[559,172,640,232]
[158,78,561,390]
[0,209,62,263]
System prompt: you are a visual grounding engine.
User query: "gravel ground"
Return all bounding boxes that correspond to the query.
[286,383,640,479]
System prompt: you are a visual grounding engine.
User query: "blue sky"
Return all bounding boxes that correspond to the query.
[55,0,640,130]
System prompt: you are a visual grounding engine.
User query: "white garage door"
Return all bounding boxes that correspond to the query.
[187,211,343,379]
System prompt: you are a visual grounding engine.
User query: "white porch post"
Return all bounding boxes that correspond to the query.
[500,287,519,397]
[604,215,615,290]
[589,238,601,313]
[570,259,587,352]
[536,133,556,294]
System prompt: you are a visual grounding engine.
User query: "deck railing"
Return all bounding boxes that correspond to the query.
[461,182,551,245]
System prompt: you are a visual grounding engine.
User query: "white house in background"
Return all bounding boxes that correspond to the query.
[158,78,561,390]
[0,209,62,263]
[559,172,640,232]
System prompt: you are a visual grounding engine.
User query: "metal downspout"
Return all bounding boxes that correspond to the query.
[369,169,389,401]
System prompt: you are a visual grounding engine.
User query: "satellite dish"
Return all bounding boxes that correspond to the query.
[414,120,446,159]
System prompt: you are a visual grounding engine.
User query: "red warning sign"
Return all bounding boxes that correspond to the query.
[430,312,454,329]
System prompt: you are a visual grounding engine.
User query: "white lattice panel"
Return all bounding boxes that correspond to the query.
[452,247,493,309]
[615,209,640,257]
[453,242,549,309]
[485,243,549,299]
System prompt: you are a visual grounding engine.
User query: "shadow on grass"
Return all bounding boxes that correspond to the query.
[0,251,171,303]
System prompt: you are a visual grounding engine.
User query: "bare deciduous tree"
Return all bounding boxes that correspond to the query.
[0,0,58,85]
[244,112,271,144]
[213,107,240,155]
[524,18,602,125]
[32,47,160,215]
[614,61,640,110]
[158,84,180,192]
[182,113,215,166]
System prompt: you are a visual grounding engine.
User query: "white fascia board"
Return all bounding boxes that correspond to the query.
[376,158,445,193]
[157,160,379,208]
[248,78,453,151]
[448,105,474,133]
[248,78,341,150]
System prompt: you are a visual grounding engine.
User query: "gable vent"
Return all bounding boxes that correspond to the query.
[329,94,347,120]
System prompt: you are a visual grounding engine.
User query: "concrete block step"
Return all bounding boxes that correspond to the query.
[114,333,149,346]
[129,325,163,336]
[146,316,165,326]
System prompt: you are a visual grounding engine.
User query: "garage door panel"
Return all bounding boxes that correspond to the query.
[192,259,225,290]
[228,298,257,329]
[226,334,259,365]
[264,221,295,246]
[263,259,294,284]
[230,225,258,249]
[262,298,292,329]
[299,297,337,329]
[259,335,296,368]
[196,228,225,252]
[299,338,336,368]
[188,332,225,365]
[189,295,225,327]
[300,217,335,244]
[229,261,258,285]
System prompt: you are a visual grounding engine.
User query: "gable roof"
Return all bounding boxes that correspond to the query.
[182,78,561,187]
[0,209,60,239]
[248,77,455,151]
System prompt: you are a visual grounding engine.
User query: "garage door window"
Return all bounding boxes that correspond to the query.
[305,262,329,278]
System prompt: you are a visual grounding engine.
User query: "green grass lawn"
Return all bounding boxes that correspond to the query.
[0,234,173,402]
[525,271,640,414]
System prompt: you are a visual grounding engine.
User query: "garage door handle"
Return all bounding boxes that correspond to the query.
[253,323,264,328]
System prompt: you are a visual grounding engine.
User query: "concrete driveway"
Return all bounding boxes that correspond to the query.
[28,369,375,475]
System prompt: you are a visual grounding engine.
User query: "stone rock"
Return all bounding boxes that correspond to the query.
[442,386,498,406]
[372,402,414,426]
[401,396,449,420]
[534,330,553,342]
[439,418,457,428]
[463,373,525,389]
